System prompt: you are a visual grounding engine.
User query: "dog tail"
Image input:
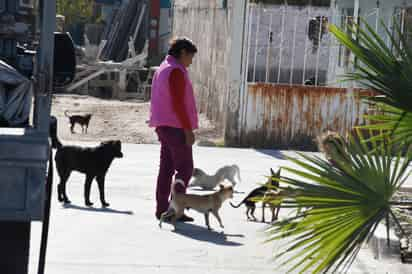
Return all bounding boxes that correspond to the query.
[64,110,70,118]
[230,195,250,208]
[230,201,243,208]
[230,189,258,208]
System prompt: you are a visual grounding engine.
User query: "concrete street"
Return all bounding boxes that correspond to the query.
[28,143,412,274]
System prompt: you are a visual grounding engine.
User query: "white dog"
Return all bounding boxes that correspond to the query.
[189,165,241,190]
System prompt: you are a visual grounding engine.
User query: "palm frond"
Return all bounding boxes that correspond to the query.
[361,104,412,146]
[329,20,412,145]
[264,132,412,273]
[329,21,412,113]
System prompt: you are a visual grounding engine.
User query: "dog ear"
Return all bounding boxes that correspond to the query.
[219,183,225,190]
[270,168,275,176]
[100,140,112,146]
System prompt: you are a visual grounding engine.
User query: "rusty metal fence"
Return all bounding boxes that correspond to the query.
[239,83,374,149]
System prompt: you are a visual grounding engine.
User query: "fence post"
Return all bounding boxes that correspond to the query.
[224,0,248,146]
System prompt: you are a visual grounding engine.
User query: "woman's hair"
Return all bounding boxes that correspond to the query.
[168,37,198,58]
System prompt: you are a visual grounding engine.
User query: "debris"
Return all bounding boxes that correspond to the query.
[64,0,152,101]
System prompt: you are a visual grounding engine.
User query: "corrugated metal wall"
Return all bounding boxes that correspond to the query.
[240,83,373,150]
[172,0,232,132]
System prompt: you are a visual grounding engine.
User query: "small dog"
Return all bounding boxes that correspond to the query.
[230,168,281,222]
[65,110,92,134]
[316,130,348,166]
[55,140,123,207]
[159,180,234,230]
[190,165,241,190]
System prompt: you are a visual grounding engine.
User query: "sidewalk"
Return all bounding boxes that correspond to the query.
[28,144,412,274]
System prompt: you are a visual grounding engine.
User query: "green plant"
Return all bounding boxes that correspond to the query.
[264,132,411,273]
[329,21,412,146]
[263,20,412,273]
[56,0,94,27]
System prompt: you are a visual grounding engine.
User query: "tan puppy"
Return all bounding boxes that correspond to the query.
[159,179,234,230]
[316,130,350,166]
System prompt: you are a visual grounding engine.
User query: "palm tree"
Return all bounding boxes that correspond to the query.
[262,21,412,273]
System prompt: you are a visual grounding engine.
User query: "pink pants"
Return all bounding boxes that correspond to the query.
[155,127,193,218]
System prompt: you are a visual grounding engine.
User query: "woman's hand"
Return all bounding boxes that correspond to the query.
[184,129,195,146]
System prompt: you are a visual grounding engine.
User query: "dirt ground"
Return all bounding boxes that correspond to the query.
[51,94,223,145]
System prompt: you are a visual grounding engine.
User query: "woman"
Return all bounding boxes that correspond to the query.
[149,38,198,222]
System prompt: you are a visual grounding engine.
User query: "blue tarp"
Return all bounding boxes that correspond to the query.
[0,60,32,126]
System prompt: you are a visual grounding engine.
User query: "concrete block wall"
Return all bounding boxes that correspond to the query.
[172,0,232,134]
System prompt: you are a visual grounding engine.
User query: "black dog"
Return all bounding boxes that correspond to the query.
[230,168,281,222]
[55,140,123,207]
[65,110,92,134]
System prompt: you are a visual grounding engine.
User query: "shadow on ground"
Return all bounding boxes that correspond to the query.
[172,222,244,246]
[254,149,286,160]
[188,187,245,194]
[62,203,134,215]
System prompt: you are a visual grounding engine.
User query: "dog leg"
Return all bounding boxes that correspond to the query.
[57,183,64,202]
[246,207,253,221]
[212,210,224,228]
[262,203,265,223]
[172,209,183,231]
[70,122,75,134]
[159,208,175,228]
[250,205,257,221]
[273,206,280,222]
[58,172,71,204]
[96,175,110,207]
[204,212,211,230]
[84,175,94,206]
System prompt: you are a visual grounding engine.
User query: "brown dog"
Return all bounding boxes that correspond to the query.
[65,110,92,134]
[159,180,234,230]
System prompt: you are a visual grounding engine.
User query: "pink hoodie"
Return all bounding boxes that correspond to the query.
[149,55,199,130]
